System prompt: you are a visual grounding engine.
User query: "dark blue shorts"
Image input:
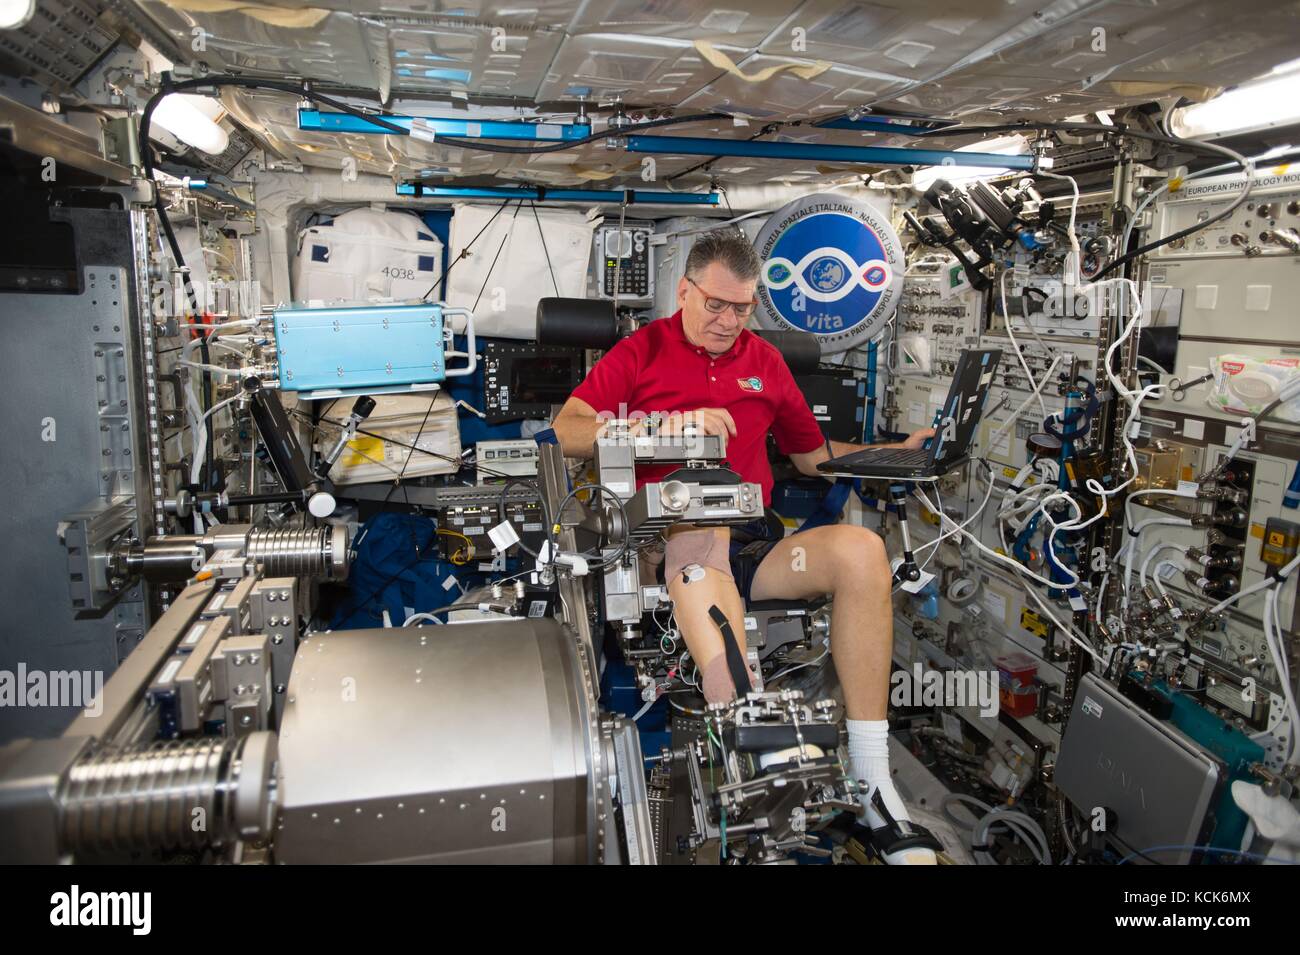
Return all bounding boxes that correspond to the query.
[728,514,784,603]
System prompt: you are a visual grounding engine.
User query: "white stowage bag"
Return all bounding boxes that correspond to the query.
[322,391,462,485]
[292,208,444,304]
[444,203,593,339]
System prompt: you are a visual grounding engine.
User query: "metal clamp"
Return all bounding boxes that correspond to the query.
[1169,371,1213,402]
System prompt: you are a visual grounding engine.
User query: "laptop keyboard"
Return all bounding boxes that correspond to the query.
[836,448,931,467]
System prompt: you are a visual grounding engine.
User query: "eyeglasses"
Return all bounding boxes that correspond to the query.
[686,277,757,318]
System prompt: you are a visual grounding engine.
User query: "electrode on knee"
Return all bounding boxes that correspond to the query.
[664,527,732,584]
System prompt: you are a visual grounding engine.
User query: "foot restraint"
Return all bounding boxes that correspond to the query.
[863,789,942,863]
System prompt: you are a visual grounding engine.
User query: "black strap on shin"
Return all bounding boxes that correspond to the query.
[708,605,752,698]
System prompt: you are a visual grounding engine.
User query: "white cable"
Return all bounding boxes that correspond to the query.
[1022,582,1102,663]
[678,650,697,689]
[1141,541,1188,590]
[768,648,829,685]
[1036,170,1081,284]
[971,807,1052,865]
[403,612,445,626]
[178,359,247,378]
[655,209,773,239]
[189,392,243,489]
[914,486,1057,589]
[986,354,1064,454]
[999,269,1045,418]
[911,482,1102,663]
[632,694,659,722]
[916,462,997,560]
[1209,551,1300,614]
[1122,515,1193,610]
[1153,561,1181,601]
[1263,582,1299,764]
[1029,364,1166,593]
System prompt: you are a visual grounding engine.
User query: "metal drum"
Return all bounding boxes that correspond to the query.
[275,619,607,863]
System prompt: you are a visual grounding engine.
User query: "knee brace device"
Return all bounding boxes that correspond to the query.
[664,527,732,585]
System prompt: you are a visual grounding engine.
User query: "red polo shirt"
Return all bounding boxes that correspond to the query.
[570,311,825,505]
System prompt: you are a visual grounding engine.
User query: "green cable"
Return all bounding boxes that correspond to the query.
[707,725,727,859]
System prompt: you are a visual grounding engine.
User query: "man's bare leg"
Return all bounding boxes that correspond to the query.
[749,524,893,720]
[663,525,753,702]
[749,523,937,864]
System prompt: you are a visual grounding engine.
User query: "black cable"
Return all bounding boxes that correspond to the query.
[339,523,440,625]
[529,201,560,296]
[420,198,512,300]
[663,121,784,184]
[292,408,520,479]
[552,481,631,569]
[414,111,730,157]
[471,200,524,312]
[138,74,411,491]
[395,410,435,513]
[497,477,555,561]
[913,120,1253,277]
[145,141,214,488]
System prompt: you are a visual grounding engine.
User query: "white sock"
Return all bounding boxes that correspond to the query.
[846,718,911,829]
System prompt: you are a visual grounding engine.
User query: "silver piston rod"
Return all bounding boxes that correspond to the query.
[121,524,349,582]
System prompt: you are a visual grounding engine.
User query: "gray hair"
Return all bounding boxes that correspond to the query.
[684,229,762,282]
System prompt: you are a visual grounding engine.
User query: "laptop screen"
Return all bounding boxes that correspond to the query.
[930,349,1001,465]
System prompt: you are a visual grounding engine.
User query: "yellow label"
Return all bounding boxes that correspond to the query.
[1250,523,1265,540]
[343,435,385,468]
[1020,607,1049,638]
[1002,466,1018,480]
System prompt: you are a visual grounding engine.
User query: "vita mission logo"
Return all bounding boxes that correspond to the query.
[752,193,904,354]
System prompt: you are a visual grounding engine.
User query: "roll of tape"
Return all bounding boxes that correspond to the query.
[947,576,979,607]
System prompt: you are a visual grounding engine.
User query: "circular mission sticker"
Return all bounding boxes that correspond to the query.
[753,193,904,353]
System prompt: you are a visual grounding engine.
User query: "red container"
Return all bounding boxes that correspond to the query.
[996,652,1039,718]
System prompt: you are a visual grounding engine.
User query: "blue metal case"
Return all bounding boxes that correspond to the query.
[274,303,445,394]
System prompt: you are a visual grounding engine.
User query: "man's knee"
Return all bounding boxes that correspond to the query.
[664,527,732,585]
[825,526,890,586]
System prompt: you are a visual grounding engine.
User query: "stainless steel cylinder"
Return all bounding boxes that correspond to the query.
[58,732,277,855]
[275,619,607,863]
[124,524,349,582]
[245,525,349,580]
[122,537,206,581]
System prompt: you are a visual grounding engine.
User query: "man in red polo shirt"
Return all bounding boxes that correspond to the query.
[553,230,937,863]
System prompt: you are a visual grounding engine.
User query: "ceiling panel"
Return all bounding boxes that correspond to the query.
[757,0,1074,81]
[680,56,909,117]
[563,0,798,48]
[120,0,1300,188]
[136,1,579,98]
[868,0,1300,119]
[535,33,736,103]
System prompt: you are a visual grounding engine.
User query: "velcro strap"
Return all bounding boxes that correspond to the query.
[709,605,751,698]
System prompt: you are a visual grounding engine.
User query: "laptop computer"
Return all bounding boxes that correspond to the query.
[1054,673,1224,865]
[818,347,1002,481]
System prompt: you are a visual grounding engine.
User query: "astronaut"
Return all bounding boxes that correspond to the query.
[553,229,941,864]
